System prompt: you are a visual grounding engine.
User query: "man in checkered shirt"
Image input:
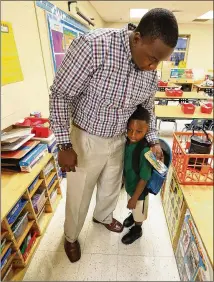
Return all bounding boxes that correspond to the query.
[50,8,178,263]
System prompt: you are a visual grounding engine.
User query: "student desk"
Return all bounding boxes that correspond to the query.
[155,91,213,101]
[194,84,214,93]
[155,105,213,120]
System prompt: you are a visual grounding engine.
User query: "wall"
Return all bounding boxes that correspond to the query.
[1,1,104,130]
[104,22,213,71]
[1,1,49,129]
[35,1,105,87]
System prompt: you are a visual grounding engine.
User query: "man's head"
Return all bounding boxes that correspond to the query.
[127,106,150,143]
[130,8,178,71]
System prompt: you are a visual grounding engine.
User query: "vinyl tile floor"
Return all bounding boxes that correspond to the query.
[23,125,185,281]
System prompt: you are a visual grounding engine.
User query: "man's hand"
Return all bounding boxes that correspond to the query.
[150,144,164,162]
[58,149,78,172]
[127,197,137,210]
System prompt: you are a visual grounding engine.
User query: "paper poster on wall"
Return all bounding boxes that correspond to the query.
[175,209,213,281]
[46,10,87,72]
[1,21,24,86]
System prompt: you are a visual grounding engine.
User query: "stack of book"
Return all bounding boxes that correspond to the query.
[32,134,63,180]
[1,128,48,172]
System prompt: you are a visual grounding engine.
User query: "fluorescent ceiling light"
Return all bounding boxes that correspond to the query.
[130,9,148,19]
[197,10,213,20]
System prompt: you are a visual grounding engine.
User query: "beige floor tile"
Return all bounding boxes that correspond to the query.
[83,223,119,255]
[77,254,117,281]
[117,255,156,281]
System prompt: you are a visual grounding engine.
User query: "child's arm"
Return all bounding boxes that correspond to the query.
[127,179,147,210]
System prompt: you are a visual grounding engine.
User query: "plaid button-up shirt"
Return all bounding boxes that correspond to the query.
[49,26,158,144]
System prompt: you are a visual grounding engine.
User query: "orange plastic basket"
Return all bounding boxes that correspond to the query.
[172,132,213,185]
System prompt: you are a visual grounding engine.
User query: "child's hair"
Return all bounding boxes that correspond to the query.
[128,105,150,124]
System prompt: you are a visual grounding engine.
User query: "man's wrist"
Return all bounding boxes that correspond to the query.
[148,140,160,147]
[57,143,73,151]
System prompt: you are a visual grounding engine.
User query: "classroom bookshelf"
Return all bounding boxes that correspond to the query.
[1,153,62,281]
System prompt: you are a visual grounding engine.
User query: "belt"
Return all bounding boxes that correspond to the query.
[73,122,86,132]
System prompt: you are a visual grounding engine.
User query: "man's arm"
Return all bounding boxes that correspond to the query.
[49,36,94,145]
[144,73,164,161]
[144,72,158,144]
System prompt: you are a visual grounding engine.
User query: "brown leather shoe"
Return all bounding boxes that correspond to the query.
[93,218,124,233]
[64,239,81,263]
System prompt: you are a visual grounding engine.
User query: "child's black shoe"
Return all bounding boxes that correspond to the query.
[123,213,134,228]
[121,225,142,245]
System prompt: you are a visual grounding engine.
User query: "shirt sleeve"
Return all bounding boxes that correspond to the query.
[143,72,158,143]
[49,36,94,144]
[139,148,153,181]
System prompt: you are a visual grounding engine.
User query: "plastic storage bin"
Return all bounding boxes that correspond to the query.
[50,189,58,204]
[32,189,46,214]
[28,175,40,193]
[181,103,195,114]
[165,89,183,97]
[22,232,38,261]
[12,212,29,240]
[15,117,52,138]
[7,198,27,225]
[1,248,12,269]
[48,174,57,190]
[172,132,213,185]
[201,102,213,114]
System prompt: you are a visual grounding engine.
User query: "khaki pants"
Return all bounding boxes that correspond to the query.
[64,126,125,243]
[127,194,149,222]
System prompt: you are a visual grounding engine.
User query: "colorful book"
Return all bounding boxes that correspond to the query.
[1,140,39,159]
[144,150,168,175]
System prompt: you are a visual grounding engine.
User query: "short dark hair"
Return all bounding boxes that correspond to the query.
[135,8,178,48]
[128,106,150,124]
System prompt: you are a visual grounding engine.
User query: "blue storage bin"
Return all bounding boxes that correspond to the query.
[28,175,39,192]
[1,248,12,269]
[7,198,27,225]
[147,170,166,195]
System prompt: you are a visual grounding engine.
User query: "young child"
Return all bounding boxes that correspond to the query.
[122,106,153,245]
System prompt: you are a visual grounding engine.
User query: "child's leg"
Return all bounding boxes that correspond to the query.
[123,194,135,227]
[121,195,149,245]
[133,194,149,225]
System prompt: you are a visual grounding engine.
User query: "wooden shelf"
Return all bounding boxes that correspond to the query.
[51,194,61,212]
[1,230,8,241]
[1,241,12,259]
[16,221,35,248]
[1,252,16,279]
[46,172,56,188]
[1,153,62,282]
[48,180,58,196]
[29,179,44,198]
[2,153,52,220]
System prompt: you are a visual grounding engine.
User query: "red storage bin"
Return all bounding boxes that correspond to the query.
[158,81,168,87]
[15,117,52,138]
[165,89,175,96]
[174,89,183,97]
[22,232,39,261]
[172,132,213,185]
[165,89,183,97]
[181,103,195,114]
[201,103,213,114]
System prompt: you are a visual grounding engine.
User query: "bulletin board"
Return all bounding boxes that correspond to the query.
[1,21,24,86]
[36,1,89,73]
